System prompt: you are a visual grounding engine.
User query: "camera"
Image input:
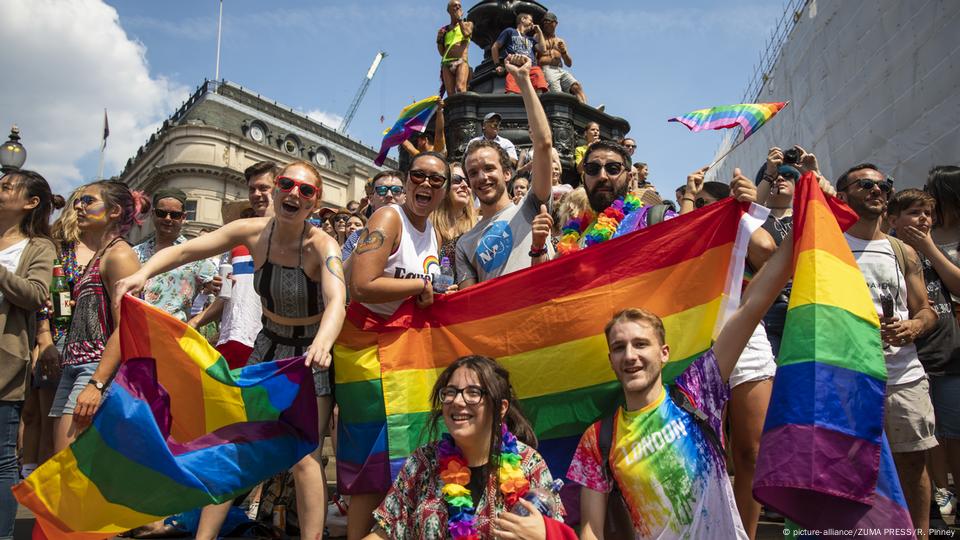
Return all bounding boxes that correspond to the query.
[783,147,802,165]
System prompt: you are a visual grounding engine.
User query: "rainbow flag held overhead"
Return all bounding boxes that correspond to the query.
[334,199,767,503]
[14,297,319,540]
[753,172,913,534]
[374,95,440,165]
[668,102,788,140]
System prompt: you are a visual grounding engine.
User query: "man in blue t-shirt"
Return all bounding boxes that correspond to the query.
[491,12,549,94]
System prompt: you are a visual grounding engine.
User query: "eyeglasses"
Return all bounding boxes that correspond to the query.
[276,176,318,199]
[154,209,185,220]
[623,144,637,149]
[850,179,892,193]
[374,185,405,197]
[333,214,351,223]
[451,174,467,185]
[583,161,625,177]
[439,385,486,405]
[74,195,99,207]
[409,169,448,188]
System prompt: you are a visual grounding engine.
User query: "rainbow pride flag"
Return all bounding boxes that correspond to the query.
[334,199,767,498]
[374,95,440,165]
[668,102,787,140]
[14,297,319,540]
[753,172,912,533]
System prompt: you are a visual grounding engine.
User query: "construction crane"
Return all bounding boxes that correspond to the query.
[339,51,387,133]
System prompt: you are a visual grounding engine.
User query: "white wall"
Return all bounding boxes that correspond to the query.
[712,0,960,189]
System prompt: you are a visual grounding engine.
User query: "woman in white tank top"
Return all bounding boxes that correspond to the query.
[346,151,449,536]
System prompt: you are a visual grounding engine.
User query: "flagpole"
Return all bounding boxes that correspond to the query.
[97,108,107,180]
[214,0,223,81]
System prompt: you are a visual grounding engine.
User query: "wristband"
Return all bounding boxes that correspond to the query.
[529,245,548,257]
[681,197,696,203]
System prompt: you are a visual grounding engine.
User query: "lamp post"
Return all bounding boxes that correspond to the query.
[0,126,26,172]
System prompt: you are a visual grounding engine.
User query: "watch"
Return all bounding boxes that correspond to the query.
[89,378,106,392]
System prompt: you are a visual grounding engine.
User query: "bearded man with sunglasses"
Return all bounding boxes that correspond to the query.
[133,188,218,322]
[837,163,939,535]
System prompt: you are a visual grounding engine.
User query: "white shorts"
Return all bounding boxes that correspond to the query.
[542,65,579,93]
[729,323,777,388]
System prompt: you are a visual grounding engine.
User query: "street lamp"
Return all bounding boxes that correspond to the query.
[0,126,26,172]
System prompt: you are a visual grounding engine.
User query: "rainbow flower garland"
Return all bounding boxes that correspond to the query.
[438,425,530,539]
[556,193,642,255]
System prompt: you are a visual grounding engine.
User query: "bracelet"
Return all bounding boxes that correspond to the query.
[529,245,548,257]
[421,277,430,294]
[681,197,696,203]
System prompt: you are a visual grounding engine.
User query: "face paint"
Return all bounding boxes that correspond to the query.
[84,202,108,222]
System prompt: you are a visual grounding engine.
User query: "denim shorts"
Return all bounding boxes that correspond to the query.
[49,363,98,418]
[929,374,960,439]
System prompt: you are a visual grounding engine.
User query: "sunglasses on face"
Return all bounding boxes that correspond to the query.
[74,195,100,207]
[451,174,467,185]
[154,209,185,220]
[583,161,625,177]
[850,179,892,193]
[374,185,405,197]
[409,169,448,188]
[623,144,637,149]
[439,385,486,405]
[275,176,318,199]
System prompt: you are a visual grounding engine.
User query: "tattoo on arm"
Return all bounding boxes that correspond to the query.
[325,255,345,285]
[355,228,386,255]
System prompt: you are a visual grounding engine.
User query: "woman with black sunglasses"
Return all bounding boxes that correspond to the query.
[114,160,346,540]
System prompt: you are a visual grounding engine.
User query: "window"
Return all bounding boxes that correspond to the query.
[283,136,301,156]
[247,121,266,143]
[184,200,197,221]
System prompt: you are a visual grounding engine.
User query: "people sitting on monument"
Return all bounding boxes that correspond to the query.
[457,55,554,288]
[574,121,601,169]
[437,0,473,96]
[621,137,637,157]
[467,112,518,168]
[401,102,445,157]
[537,11,587,104]
[491,12,548,95]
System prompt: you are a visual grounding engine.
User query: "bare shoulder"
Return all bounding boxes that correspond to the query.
[308,224,341,255]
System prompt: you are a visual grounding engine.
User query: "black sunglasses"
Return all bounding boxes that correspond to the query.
[154,209,185,220]
[451,174,467,185]
[409,169,448,188]
[333,214,350,223]
[583,161,626,177]
[374,185,404,196]
[850,179,892,193]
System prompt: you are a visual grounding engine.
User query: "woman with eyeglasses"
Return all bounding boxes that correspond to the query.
[346,151,449,539]
[364,355,572,540]
[0,169,62,538]
[114,160,346,540]
[680,167,781,538]
[433,161,477,284]
[52,181,149,452]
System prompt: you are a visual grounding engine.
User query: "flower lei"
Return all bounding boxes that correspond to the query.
[438,424,530,540]
[556,193,642,255]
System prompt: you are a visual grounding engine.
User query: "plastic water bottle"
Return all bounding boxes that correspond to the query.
[512,479,564,517]
[434,257,455,293]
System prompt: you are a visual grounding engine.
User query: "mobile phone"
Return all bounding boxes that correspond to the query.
[880,293,894,318]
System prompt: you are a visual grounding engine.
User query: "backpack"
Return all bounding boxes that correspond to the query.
[886,235,909,281]
[598,384,723,539]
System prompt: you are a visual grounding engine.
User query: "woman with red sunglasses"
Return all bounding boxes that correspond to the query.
[114,160,346,540]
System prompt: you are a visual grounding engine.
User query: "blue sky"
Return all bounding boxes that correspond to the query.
[1,0,785,192]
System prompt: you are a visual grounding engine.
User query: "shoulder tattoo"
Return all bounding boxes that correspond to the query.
[355,228,386,255]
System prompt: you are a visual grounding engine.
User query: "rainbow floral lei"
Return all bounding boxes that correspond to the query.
[438,424,530,539]
[556,193,642,255]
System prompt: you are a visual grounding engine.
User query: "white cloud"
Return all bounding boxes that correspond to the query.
[0,0,189,192]
[306,110,345,130]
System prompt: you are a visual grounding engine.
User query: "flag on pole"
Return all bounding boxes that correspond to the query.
[374,96,439,166]
[753,172,913,535]
[668,102,788,140]
[101,109,109,150]
[13,297,319,539]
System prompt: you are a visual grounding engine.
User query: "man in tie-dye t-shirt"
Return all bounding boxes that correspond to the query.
[568,218,797,539]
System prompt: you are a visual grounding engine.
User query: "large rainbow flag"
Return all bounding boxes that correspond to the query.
[753,172,912,534]
[14,297,319,540]
[374,95,440,165]
[668,102,788,140]
[334,199,767,499]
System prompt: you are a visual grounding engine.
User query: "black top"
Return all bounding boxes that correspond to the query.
[916,249,960,375]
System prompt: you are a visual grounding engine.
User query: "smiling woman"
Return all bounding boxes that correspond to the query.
[111,159,346,540]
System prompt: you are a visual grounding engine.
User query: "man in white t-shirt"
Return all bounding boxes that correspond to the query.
[836,162,938,534]
[466,112,518,168]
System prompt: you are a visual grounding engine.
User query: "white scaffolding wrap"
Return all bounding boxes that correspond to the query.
[711,0,960,189]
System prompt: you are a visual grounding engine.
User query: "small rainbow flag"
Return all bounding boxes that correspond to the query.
[753,172,912,534]
[374,95,440,166]
[334,199,767,505]
[668,102,788,140]
[14,297,319,540]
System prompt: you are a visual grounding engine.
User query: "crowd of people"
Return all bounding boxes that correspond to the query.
[2,10,958,540]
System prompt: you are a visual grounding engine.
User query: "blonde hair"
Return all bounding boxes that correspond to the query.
[553,187,590,233]
[434,189,477,244]
[51,186,83,245]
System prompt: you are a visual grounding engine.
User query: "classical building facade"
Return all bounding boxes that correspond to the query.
[120,80,394,243]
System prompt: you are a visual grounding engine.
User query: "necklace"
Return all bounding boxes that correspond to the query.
[438,424,529,539]
[556,193,642,255]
